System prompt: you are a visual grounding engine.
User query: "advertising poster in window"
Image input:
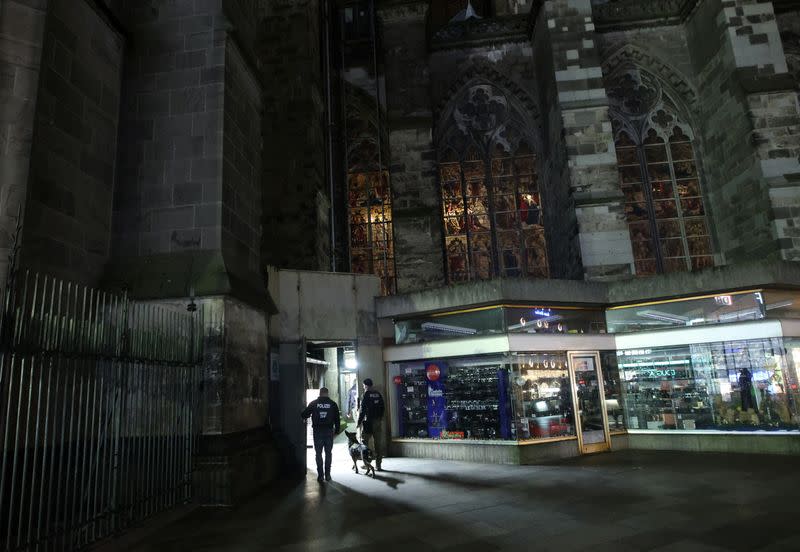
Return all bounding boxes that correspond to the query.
[425,362,447,438]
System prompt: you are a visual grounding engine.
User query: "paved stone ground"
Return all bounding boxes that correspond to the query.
[129,437,800,551]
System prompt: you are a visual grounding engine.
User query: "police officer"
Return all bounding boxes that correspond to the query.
[301,387,340,482]
[357,378,385,471]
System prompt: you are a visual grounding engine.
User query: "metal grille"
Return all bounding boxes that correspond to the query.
[0,270,205,551]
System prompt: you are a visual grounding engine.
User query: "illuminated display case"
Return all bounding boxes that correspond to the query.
[619,339,800,431]
[391,358,512,441]
[394,305,607,345]
[388,352,628,443]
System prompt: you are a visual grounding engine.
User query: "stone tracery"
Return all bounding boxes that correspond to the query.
[605,62,713,275]
[437,80,548,283]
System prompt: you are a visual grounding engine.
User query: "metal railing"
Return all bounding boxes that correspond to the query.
[0,269,205,551]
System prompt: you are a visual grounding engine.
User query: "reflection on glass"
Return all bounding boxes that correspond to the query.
[601,352,626,431]
[572,355,606,444]
[618,338,800,431]
[606,291,765,333]
[388,357,513,441]
[505,306,606,335]
[510,353,575,441]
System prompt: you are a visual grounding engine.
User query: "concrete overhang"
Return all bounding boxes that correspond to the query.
[606,260,800,306]
[378,261,800,320]
[376,277,609,320]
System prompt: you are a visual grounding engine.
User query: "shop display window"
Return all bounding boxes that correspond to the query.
[761,290,800,320]
[394,305,607,345]
[606,291,764,333]
[394,307,505,344]
[389,356,513,441]
[508,353,575,441]
[505,306,606,335]
[618,338,800,431]
[600,352,626,432]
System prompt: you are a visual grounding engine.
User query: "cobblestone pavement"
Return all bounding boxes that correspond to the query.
[127,439,800,551]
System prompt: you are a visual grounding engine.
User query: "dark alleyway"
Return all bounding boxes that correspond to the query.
[107,444,799,552]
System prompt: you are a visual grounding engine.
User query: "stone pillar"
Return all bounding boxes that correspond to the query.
[543,0,634,281]
[259,0,331,271]
[724,1,800,260]
[686,0,800,262]
[0,0,48,289]
[102,0,278,505]
[378,1,445,292]
[19,0,124,285]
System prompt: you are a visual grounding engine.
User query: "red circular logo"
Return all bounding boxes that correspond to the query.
[426,364,441,381]
[393,375,403,385]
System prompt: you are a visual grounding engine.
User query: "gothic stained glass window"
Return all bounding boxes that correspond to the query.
[608,67,714,276]
[437,84,548,284]
[348,170,395,295]
[344,80,396,296]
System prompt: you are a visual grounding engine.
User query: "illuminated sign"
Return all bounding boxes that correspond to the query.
[714,295,732,306]
[533,308,552,317]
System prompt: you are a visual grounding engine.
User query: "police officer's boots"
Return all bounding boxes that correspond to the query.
[376,458,382,471]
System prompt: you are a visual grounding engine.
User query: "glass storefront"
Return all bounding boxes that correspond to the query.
[619,338,800,431]
[387,340,800,447]
[606,289,800,333]
[388,351,625,443]
[394,305,606,344]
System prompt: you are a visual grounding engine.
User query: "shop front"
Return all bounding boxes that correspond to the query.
[381,289,800,463]
[384,302,624,463]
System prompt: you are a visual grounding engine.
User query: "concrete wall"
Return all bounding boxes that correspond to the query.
[628,432,800,455]
[390,438,583,464]
[269,269,381,343]
[0,0,48,289]
[21,0,123,284]
[269,268,382,469]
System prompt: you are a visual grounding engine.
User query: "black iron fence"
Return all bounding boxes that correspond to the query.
[0,270,205,551]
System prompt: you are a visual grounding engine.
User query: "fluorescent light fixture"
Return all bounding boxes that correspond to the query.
[420,321,477,335]
[718,299,793,321]
[619,359,690,368]
[637,310,690,325]
[306,357,330,366]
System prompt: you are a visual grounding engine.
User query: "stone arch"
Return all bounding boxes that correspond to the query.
[344,83,388,173]
[435,63,540,137]
[602,45,700,145]
[434,64,542,157]
[602,44,699,116]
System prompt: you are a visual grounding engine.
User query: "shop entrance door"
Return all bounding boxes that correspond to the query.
[568,351,611,454]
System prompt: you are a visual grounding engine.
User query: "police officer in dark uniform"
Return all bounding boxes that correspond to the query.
[301,387,340,482]
[357,378,385,471]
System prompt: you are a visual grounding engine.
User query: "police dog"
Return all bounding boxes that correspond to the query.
[345,431,375,477]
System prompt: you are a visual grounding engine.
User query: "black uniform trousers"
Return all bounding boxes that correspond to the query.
[312,426,334,477]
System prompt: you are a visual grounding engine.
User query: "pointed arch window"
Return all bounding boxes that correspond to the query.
[608,68,714,275]
[438,84,548,283]
[345,86,396,295]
